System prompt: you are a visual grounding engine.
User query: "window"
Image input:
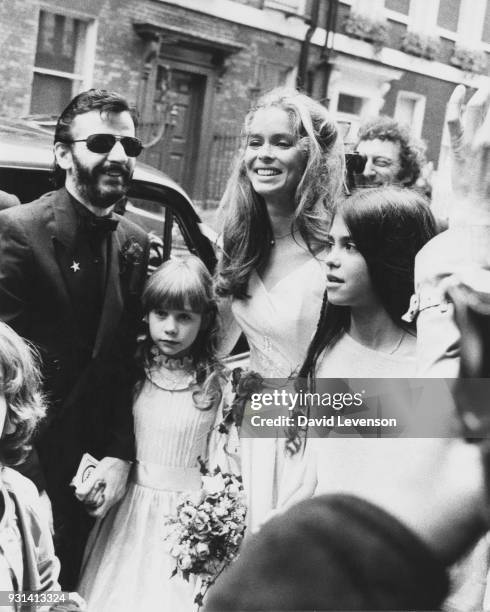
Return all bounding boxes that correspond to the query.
[483,1,490,43]
[436,0,461,32]
[334,93,368,143]
[337,93,364,115]
[385,0,410,16]
[263,0,307,15]
[30,10,93,116]
[394,91,425,138]
[455,0,488,48]
[248,59,295,97]
[126,199,194,267]
[351,0,384,17]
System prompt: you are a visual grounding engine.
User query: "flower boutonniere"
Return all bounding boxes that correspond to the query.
[219,368,264,433]
[120,236,144,273]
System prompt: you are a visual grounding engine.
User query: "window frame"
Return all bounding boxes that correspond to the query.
[331,89,369,145]
[394,90,426,138]
[342,0,489,48]
[263,0,307,16]
[31,7,97,116]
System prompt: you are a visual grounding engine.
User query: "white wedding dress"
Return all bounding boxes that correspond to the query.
[222,257,326,529]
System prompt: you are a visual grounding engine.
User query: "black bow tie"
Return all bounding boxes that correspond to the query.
[81,214,119,234]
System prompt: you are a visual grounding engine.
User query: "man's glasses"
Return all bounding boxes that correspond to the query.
[64,134,144,157]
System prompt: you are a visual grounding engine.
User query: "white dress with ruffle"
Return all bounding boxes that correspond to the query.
[78,360,219,612]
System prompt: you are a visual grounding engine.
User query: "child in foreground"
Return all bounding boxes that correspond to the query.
[79,256,238,612]
[0,321,60,608]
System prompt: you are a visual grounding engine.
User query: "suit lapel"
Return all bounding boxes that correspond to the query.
[49,190,134,358]
[50,187,79,249]
[50,188,123,357]
[48,188,78,313]
[93,227,124,358]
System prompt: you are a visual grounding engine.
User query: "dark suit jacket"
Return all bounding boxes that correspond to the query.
[0,187,150,493]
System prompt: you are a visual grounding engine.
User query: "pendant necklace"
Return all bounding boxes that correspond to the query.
[388,330,406,355]
[270,230,294,246]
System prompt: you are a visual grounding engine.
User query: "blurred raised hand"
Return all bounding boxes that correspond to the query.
[414,84,490,377]
[446,83,490,219]
[418,83,490,283]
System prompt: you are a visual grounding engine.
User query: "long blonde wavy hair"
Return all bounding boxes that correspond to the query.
[216,87,345,299]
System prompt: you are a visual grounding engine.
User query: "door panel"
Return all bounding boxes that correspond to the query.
[153,67,206,196]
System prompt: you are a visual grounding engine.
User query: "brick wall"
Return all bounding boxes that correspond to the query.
[0,0,109,118]
[0,0,302,203]
[1,0,473,203]
[203,28,300,202]
[86,0,279,105]
[90,0,142,105]
[334,2,351,32]
[438,37,456,65]
[73,0,300,202]
[0,0,40,117]
[382,71,456,167]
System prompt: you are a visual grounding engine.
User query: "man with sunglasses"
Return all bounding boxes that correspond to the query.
[0,89,150,589]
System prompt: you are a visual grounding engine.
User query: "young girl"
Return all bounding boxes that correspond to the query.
[78,256,235,612]
[0,321,62,601]
[303,186,436,382]
[280,186,436,506]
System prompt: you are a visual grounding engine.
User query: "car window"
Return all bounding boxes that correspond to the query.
[0,167,54,203]
[125,196,193,270]
[0,168,193,262]
[0,163,241,352]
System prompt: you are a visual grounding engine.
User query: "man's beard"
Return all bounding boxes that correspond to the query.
[71,155,133,209]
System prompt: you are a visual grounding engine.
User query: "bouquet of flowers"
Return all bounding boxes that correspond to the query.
[163,459,247,606]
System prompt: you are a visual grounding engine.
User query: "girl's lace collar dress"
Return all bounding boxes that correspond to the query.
[145,353,196,391]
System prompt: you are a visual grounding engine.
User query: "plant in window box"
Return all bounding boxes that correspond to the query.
[450,46,487,74]
[343,13,389,53]
[400,31,440,61]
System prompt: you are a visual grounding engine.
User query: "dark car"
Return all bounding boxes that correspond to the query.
[0,117,218,271]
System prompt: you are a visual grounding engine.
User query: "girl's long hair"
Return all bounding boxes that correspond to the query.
[138,256,224,410]
[0,322,46,466]
[287,187,437,454]
[216,87,345,299]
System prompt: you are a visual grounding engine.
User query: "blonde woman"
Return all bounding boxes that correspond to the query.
[216,88,345,529]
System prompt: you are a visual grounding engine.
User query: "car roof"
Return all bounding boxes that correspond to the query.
[0,117,193,205]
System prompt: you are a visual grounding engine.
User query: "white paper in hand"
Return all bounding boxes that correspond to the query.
[71,453,99,492]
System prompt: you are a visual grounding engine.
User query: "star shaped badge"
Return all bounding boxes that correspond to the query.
[70,261,80,273]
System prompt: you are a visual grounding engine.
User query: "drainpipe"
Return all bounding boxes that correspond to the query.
[296,0,320,93]
[316,0,339,103]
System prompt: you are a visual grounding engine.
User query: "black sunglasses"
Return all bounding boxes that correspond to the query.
[65,133,144,157]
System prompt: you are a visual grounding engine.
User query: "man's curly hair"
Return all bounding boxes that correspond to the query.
[357,116,426,187]
[0,322,46,466]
